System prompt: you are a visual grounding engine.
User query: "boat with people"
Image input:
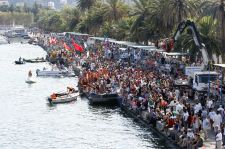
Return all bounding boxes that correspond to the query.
[15,57,25,64]
[23,57,46,63]
[47,87,78,104]
[36,65,75,77]
[88,93,120,105]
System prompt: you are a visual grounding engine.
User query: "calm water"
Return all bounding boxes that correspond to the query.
[0,43,172,149]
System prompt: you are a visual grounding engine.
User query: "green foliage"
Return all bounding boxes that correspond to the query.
[0,12,33,26]
[31,0,225,60]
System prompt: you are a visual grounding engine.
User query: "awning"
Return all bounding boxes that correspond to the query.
[214,64,225,68]
[163,52,189,56]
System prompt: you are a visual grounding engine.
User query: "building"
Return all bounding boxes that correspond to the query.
[48,1,55,9]
[60,0,67,5]
[0,0,9,6]
[15,2,25,7]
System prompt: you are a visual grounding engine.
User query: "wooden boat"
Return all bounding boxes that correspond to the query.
[15,61,25,64]
[23,58,46,63]
[88,93,120,105]
[48,92,78,104]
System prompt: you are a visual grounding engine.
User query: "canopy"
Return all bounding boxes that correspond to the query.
[119,48,127,51]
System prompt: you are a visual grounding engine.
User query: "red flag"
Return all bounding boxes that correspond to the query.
[64,42,72,51]
[72,39,84,52]
[49,37,57,44]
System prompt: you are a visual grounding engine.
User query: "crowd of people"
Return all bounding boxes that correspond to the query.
[78,40,225,149]
[36,32,225,149]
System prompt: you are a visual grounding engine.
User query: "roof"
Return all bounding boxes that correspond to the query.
[65,32,89,36]
[194,71,219,75]
[129,45,156,51]
[119,48,127,51]
[112,41,139,46]
[89,37,116,42]
[163,52,189,56]
[214,64,225,68]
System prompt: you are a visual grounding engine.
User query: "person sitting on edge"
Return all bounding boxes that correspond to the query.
[28,70,32,78]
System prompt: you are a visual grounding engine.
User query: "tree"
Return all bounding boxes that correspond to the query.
[0,5,9,12]
[103,0,129,22]
[201,0,225,56]
[77,0,96,11]
[130,0,153,43]
[60,6,81,31]
[77,2,105,35]
[9,4,14,13]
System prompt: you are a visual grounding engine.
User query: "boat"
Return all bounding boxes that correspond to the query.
[23,58,46,63]
[36,67,75,77]
[15,60,25,64]
[47,89,79,104]
[88,93,120,105]
[0,35,9,44]
[25,78,36,84]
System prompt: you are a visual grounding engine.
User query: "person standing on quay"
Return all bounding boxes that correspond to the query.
[215,128,222,149]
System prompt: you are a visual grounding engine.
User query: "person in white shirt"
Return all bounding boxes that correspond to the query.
[187,129,195,139]
[194,103,202,114]
[182,109,189,127]
[207,99,213,109]
[175,88,180,100]
[213,111,222,132]
[215,128,222,149]
[209,109,216,128]
[176,103,183,113]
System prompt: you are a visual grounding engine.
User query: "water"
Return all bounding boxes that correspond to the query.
[0,43,171,149]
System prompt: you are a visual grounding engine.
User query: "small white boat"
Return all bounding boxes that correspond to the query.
[0,35,8,44]
[36,68,75,77]
[48,92,78,104]
[25,77,36,84]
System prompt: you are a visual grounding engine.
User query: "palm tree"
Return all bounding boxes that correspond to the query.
[103,0,129,22]
[201,0,225,56]
[77,0,97,11]
[60,6,81,31]
[77,2,105,35]
[130,0,152,43]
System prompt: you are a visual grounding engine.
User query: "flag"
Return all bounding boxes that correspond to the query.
[72,39,84,52]
[49,37,57,44]
[64,42,72,51]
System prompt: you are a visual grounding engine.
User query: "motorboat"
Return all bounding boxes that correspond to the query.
[36,67,75,77]
[47,88,79,104]
[88,93,120,105]
[15,60,25,64]
[23,58,46,63]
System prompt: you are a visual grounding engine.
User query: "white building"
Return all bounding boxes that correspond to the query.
[60,0,67,5]
[48,1,55,9]
[0,0,9,6]
[16,2,25,7]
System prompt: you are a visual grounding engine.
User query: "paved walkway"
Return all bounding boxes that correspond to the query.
[203,129,216,149]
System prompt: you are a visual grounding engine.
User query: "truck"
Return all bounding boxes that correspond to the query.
[171,20,219,96]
